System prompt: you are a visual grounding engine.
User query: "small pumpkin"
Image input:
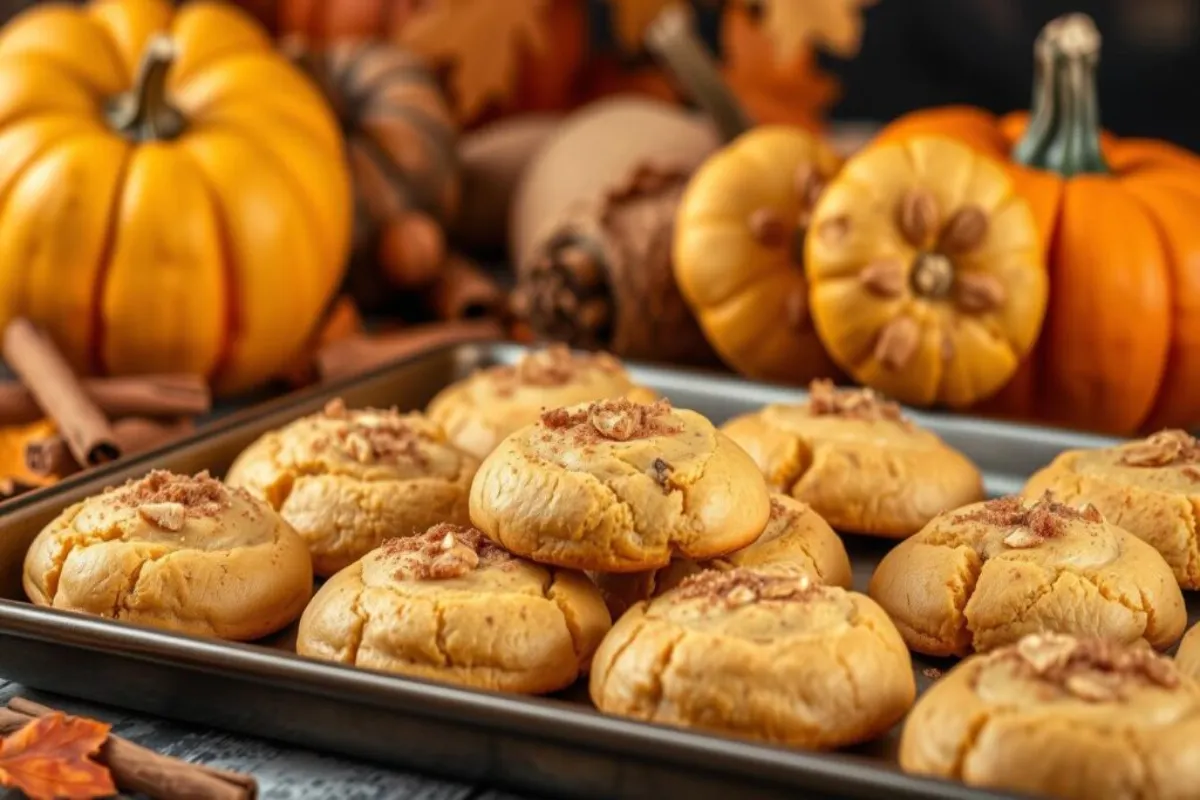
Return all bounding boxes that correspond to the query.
[672,125,842,384]
[0,0,351,395]
[873,13,1200,435]
[288,39,459,304]
[806,136,1048,408]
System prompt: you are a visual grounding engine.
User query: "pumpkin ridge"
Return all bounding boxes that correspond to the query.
[87,143,133,377]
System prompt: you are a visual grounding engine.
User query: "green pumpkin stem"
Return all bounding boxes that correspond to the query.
[1012,13,1109,176]
[107,35,186,141]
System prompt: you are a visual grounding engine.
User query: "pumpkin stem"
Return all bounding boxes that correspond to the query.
[107,35,186,141]
[1012,13,1109,176]
[644,3,753,143]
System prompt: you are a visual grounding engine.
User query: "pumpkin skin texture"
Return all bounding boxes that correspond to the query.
[806,136,1048,408]
[672,126,843,384]
[872,14,1200,435]
[0,0,351,396]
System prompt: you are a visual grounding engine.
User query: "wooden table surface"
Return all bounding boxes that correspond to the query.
[0,679,529,799]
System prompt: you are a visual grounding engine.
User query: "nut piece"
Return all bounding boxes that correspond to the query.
[1065,673,1118,702]
[896,189,940,248]
[874,316,921,370]
[955,272,1007,313]
[726,585,757,607]
[343,431,375,463]
[1003,527,1043,549]
[939,206,989,254]
[1016,634,1077,673]
[748,207,789,248]
[589,405,637,441]
[138,501,187,531]
[859,258,907,297]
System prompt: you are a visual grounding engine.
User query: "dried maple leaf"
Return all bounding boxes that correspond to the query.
[399,0,550,122]
[605,0,677,51]
[0,713,115,800]
[751,0,877,61]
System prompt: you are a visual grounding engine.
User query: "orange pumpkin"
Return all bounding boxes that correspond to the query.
[0,0,351,395]
[873,13,1200,435]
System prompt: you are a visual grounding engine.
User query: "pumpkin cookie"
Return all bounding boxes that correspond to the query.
[23,471,313,641]
[590,567,915,749]
[226,400,478,577]
[470,398,770,573]
[900,633,1200,800]
[593,493,852,619]
[297,524,611,694]
[1025,429,1200,588]
[427,345,656,459]
[869,494,1186,657]
[721,380,983,538]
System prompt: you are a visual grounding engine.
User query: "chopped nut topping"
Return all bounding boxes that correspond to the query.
[322,408,435,466]
[138,501,187,531]
[489,345,623,396]
[540,398,678,444]
[806,379,908,424]
[1119,429,1200,467]
[674,568,820,608]
[113,470,230,517]
[999,633,1179,702]
[1002,527,1043,549]
[960,493,1102,545]
[383,524,508,581]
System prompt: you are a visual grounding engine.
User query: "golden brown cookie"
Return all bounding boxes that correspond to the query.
[227,399,478,577]
[900,633,1200,800]
[427,345,656,459]
[720,380,983,538]
[297,524,611,694]
[1025,429,1200,588]
[590,567,915,749]
[470,398,771,573]
[593,493,852,619]
[23,470,313,641]
[869,494,1187,657]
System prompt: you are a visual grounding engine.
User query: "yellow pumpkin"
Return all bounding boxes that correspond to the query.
[805,136,1048,407]
[0,0,351,394]
[673,126,843,384]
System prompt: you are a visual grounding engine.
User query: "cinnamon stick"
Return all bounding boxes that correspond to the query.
[424,255,507,321]
[3,698,257,800]
[25,417,196,478]
[0,374,210,425]
[279,295,366,388]
[317,320,504,383]
[2,319,119,466]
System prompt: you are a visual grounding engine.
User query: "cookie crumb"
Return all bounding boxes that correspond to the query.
[541,398,679,444]
[675,568,820,609]
[1119,429,1200,468]
[490,346,623,396]
[806,379,909,426]
[384,524,510,580]
[999,633,1179,703]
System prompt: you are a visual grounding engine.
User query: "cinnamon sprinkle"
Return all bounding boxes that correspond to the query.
[540,398,678,444]
[957,493,1103,545]
[1119,429,1200,468]
[383,524,510,581]
[806,379,908,425]
[318,404,435,466]
[994,633,1179,702]
[674,568,821,608]
[112,470,230,517]
[490,345,623,397]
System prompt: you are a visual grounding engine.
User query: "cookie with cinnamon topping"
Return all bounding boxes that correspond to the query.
[426,346,656,459]
[869,494,1186,656]
[592,494,852,619]
[1025,429,1200,587]
[590,567,915,748]
[226,400,478,577]
[23,470,313,641]
[469,398,770,572]
[901,633,1200,799]
[721,380,983,538]
[296,524,611,694]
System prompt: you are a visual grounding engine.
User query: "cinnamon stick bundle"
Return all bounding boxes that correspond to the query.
[317,320,503,383]
[1,698,257,800]
[0,374,209,426]
[25,417,195,479]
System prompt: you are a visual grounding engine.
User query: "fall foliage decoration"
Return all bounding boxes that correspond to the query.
[0,712,115,800]
[873,13,1200,434]
[0,0,352,396]
[750,0,876,61]
[287,39,460,307]
[806,136,1048,407]
[672,126,842,384]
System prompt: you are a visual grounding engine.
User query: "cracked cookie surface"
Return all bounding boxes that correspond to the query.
[593,494,852,619]
[900,633,1200,800]
[720,380,983,538]
[589,567,914,749]
[226,399,479,577]
[869,495,1187,656]
[23,470,313,641]
[469,398,771,573]
[1024,429,1200,588]
[296,524,611,694]
[427,345,656,459]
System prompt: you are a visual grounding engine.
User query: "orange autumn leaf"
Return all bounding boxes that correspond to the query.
[0,713,115,800]
[400,0,551,122]
[752,0,876,61]
[605,0,677,51]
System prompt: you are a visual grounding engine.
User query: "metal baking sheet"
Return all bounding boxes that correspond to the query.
[0,343,1143,800]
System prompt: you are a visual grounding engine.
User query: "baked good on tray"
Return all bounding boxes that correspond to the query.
[900,633,1200,800]
[720,380,983,538]
[226,399,478,577]
[1176,622,1200,681]
[590,567,915,749]
[593,493,852,619]
[426,345,656,459]
[23,470,312,641]
[1024,429,1200,588]
[297,524,611,694]
[469,398,771,573]
[869,494,1186,656]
